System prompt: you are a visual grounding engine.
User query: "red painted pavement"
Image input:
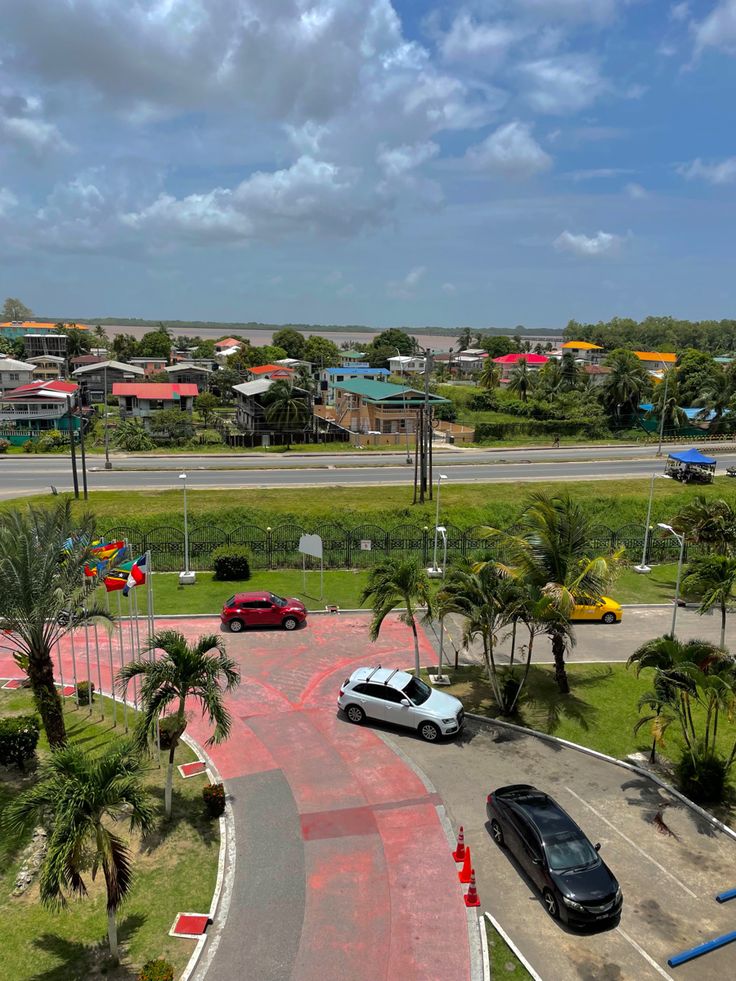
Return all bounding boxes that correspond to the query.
[0,614,472,981]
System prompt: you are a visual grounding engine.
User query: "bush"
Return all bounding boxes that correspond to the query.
[0,438,10,453]
[36,429,66,452]
[675,750,730,804]
[23,437,40,453]
[137,959,175,981]
[157,714,182,750]
[467,391,498,412]
[77,680,95,705]
[211,545,251,581]
[203,782,226,818]
[432,402,458,422]
[0,714,40,769]
[193,428,223,446]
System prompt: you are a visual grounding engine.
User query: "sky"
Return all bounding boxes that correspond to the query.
[1,1,736,330]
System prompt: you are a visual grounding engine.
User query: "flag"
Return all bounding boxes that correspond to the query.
[85,541,125,578]
[123,554,147,596]
[104,560,134,592]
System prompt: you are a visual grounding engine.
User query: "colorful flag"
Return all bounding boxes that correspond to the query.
[123,554,147,596]
[104,560,134,592]
[85,540,125,578]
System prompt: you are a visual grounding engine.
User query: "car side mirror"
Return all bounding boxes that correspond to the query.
[594,842,601,852]
[400,699,411,707]
[532,856,542,866]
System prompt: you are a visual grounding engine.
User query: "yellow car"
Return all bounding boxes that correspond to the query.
[571,597,622,624]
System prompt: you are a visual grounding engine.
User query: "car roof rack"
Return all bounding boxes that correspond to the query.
[383,668,399,685]
[366,665,382,682]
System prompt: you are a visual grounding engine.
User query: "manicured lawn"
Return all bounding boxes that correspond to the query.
[485,920,533,981]
[0,690,219,980]
[615,563,680,604]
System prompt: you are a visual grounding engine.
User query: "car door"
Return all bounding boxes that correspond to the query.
[516,819,547,889]
[572,603,594,621]
[376,686,414,729]
[242,600,268,627]
[360,683,395,722]
[259,599,282,626]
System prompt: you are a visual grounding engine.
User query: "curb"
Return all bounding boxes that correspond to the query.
[484,912,543,981]
[464,712,736,843]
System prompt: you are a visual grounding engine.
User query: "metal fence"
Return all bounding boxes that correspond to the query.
[100,521,689,573]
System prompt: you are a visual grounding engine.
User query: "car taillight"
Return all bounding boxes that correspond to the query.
[486,794,492,804]
[339,689,344,697]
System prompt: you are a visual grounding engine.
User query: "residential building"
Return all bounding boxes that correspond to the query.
[493,352,549,382]
[113,382,198,428]
[275,358,312,370]
[333,379,449,435]
[28,355,66,381]
[70,354,105,370]
[561,340,604,364]
[164,363,212,390]
[318,365,390,404]
[129,357,168,376]
[388,354,426,374]
[633,351,678,371]
[582,364,611,387]
[23,332,68,359]
[2,321,88,341]
[453,350,488,375]
[73,360,145,401]
[215,337,244,351]
[0,380,80,443]
[232,379,314,445]
[340,351,368,363]
[249,364,294,382]
[0,356,36,393]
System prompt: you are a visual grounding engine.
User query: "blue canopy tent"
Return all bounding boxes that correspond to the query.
[665,448,716,483]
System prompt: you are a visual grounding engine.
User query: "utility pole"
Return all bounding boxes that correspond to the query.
[66,395,80,499]
[413,347,434,504]
[78,394,88,501]
[103,363,111,469]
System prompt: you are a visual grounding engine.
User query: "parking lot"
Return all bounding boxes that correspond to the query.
[387,717,736,981]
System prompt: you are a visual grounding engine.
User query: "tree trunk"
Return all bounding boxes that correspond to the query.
[165,741,176,819]
[27,648,66,748]
[551,631,570,694]
[721,601,727,650]
[411,617,420,677]
[107,909,118,964]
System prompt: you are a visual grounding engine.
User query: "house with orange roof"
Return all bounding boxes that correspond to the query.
[561,340,604,364]
[249,364,294,381]
[633,351,677,371]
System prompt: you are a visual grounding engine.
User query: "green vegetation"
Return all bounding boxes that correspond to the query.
[0,691,218,980]
[485,920,533,981]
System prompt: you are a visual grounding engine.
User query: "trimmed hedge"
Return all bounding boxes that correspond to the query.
[203,782,226,818]
[211,545,251,581]
[77,680,95,705]
[137,959,175,981]
[0,714,40,769]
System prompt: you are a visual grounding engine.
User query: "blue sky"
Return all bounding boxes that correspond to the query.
[1,0,735,329]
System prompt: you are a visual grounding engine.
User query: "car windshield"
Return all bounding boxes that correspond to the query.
[402,676,432,705]
[545,832,599,872]
[226,596,235,607]
[270,593,287,607]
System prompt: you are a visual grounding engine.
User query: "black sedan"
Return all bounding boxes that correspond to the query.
[486,784,622,928]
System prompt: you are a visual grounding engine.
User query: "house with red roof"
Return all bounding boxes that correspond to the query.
[248,364,294,381]
[0,379,80,443]
[113,382,198,430]
[493,352,549,383]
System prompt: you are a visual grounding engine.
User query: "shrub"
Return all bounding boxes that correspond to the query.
[157,714,182,750]
[193,428,223,446]
[77,680,95,705]
[23,437,40,453]
[432,402,458,423]
[203,782,226,818]
[211,545,251,581]
[0,438,10,453]
[675,750,730,804]
[0,714,40,769]
[467,391,498,412]
[37,429,66,452]
[137,959,175,981]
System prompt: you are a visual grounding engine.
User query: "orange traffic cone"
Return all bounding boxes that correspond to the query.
[453,826,466,863]
[464,869,480,908]
[458,846,472,884]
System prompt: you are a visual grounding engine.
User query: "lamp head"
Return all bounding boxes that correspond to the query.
[439,473,448,480]
[179,473,187,480]
[657,522,673,532]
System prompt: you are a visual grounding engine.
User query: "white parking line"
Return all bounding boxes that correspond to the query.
[617,926,675,981]
[564,787,698,899]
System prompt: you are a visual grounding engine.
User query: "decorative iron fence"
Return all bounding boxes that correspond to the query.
[103,521,693,572]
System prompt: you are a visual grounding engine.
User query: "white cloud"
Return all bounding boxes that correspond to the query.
[440,14,523,67]
[466,121,552,178]
[521,55,605,114]
[0,188,18,216]
[677,156,736,184]
[625,182,648,198]
[693,0,736,54]
[0,90,70,156]
[516,0,619,24]
[567,167,632,181]
[441,282,457,294]
[377,141,439,177]
[553,229,623,256]
[670,2,690,22]
[388,265,426,298]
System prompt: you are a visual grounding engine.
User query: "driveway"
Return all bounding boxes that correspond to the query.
[386,717,736,981]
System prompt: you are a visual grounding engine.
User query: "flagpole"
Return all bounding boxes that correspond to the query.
[56,637,64,694]
[146,549,161,764]
[126,591,139,710]
[105,586,117,727]
[93,621,104,722]
[117,590,128,731]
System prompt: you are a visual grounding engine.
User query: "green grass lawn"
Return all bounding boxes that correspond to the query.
[0,690,219,980]
[615,563,680,604]
[485,920,533,981]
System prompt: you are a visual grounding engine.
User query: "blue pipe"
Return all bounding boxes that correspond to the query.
[716,887,736,904]
[667,931,736,967]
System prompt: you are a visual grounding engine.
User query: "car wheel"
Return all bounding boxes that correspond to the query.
[229,618,244,633]
[282,616,298,631]
[543,889,559,920]
[345,704,365,724]
[490,819,505,847]
[601,612,617,624]
[419,721,440,742]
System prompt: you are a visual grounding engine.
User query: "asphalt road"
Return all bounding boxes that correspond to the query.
[4,443,736,496]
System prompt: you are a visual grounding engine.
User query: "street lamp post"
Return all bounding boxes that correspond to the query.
[656,366,670,458]
[433,526,451,685]
[178,472,196,584]
[428,474,448,576]
[657,523,685,636]
[103,363,111,470]
[634,472,671,573]
[395,347,412,464]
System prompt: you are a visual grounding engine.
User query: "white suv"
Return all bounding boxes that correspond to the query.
[338,666,464,742]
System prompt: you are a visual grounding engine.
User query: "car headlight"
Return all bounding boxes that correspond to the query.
[614,887,622,903]
[562,896,585,912]
[441,718,455,724]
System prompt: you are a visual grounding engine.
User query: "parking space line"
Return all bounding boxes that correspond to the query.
[617,926,675,981]
[564,787,698,899]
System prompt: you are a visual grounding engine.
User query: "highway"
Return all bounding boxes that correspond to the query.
[3,442,736,497]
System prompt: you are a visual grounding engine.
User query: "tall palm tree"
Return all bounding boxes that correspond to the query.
[650,369,687,433]
[672,496,736,554]
[3,742,154,964]
[0,502,112,747]
[682,555,736,648]
[263,380,310,448]
[481,492,619,694]
[478,357,500,391]
[361,557,433,677]
[117,630,239,818]
[601,349,650,424]
[456,327,473,351]
[507,358,532,401]
[93,324,109,349]
[693,371,733,432]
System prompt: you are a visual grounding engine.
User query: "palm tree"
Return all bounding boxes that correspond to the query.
[93,324,109,349]
[263,380,310,448]
[478,357,500,391]
[456,327,473,351]
[601,349,650,424]
[480,492,619,694]
[693,371,732,432]
[672,496,736,554]
[0,502,112,747]
[507,358,532,401]
[361,557,433,677]
[3,742,154,963]
[117,630,239,818]
[649,369,687,433]
[682,555,736,648]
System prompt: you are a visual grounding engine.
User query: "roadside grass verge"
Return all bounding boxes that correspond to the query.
[485,919,533,981]
[0,690,219,981]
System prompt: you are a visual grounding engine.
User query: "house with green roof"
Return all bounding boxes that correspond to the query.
[333,378,449,435]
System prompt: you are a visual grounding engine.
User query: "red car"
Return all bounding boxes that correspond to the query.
[221,591,307,632]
